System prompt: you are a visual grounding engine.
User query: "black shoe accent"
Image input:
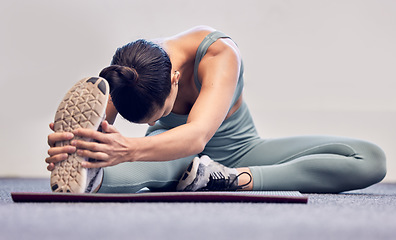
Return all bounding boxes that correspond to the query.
[51,184,59,191]
[206,172,231,191]
[98,80,107,95]
[181,172,189,181]
[203,171,252,191]
[186,162,193,172]
[87,77,99,84]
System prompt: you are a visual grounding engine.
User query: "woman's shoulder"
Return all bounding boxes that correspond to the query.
[172,25,216,39]
[170,26,238,56]
[161,26,217,58]
[169,26,221,46]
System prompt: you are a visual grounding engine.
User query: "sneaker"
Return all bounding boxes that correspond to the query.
[176,155,251,191]
[50,77,109,193]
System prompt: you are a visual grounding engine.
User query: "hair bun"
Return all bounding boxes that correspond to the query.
[99,65,139,89]
[116,65,139,83]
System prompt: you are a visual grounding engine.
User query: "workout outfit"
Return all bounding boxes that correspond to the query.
[98,32,386,194]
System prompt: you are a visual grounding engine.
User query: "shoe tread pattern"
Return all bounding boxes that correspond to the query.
[50,77,109,193]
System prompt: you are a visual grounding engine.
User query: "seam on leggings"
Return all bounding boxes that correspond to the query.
[277,142,359,164]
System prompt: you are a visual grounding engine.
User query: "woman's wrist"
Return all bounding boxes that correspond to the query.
[125,137,143,163]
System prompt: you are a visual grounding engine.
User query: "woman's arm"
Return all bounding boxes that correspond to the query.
[74,36,241,167]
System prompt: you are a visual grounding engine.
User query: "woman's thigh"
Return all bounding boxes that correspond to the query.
[235,135,384,167]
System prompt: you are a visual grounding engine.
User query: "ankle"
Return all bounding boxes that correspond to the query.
[236,168,253,191]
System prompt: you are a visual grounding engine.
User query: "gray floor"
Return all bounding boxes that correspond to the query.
[1,178,395,240]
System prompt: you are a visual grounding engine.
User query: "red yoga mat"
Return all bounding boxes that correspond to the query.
[11,191,308,203]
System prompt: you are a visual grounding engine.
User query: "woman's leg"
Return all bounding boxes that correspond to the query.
[98,129,196,193]
[235,136,386,193]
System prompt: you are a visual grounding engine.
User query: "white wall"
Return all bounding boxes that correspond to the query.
[1,0,395,182]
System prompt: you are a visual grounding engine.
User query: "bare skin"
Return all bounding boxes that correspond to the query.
[45,26,253,190]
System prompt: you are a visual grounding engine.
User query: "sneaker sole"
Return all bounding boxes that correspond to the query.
[50,77,109,193]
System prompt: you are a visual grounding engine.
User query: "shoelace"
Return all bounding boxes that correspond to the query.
[206,171,252,191]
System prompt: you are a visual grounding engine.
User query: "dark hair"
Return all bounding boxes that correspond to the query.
[99,39,172,123]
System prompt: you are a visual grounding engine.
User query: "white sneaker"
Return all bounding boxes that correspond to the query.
[177,155,248,191]
[50,77,109,193]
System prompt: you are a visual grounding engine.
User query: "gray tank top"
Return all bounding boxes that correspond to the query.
[193,31,244,109]
[159,31,244,128]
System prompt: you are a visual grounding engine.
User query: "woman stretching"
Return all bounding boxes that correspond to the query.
[46,26,386,194]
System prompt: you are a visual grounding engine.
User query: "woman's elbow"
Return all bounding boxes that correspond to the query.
[192,137,207,154]
[186,123,215,155]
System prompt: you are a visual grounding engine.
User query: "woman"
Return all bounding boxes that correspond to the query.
[46,26,386,194]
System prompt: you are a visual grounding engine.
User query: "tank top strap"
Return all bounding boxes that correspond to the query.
[193,31,231,90]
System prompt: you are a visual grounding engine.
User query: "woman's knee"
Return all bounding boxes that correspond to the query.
[353,140,387,185]
[146,128,168,137]
[367,141,387,182]
[146,122,169,137]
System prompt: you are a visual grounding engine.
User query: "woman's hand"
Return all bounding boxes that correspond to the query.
[71,120,133,168]
[45,123,76,171]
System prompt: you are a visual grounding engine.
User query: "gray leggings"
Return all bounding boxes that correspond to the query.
[99,104,386,193]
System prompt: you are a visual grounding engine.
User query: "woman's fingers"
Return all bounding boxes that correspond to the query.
[47,145,76,158]
[46,121,118,171]
[67,122,129,168]
[101,120,119,134]
[71,139,108,154]
[46,145,76,164]
[72,121,119,143]
[45,152,68,164]
[72,128,108,143]
[49,122,55,131]
[75,148,109,162]
[47,163,55,171]
[47,132,74,147]
[81,160,111,169]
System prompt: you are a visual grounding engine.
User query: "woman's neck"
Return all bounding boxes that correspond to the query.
[152,37,198,115]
